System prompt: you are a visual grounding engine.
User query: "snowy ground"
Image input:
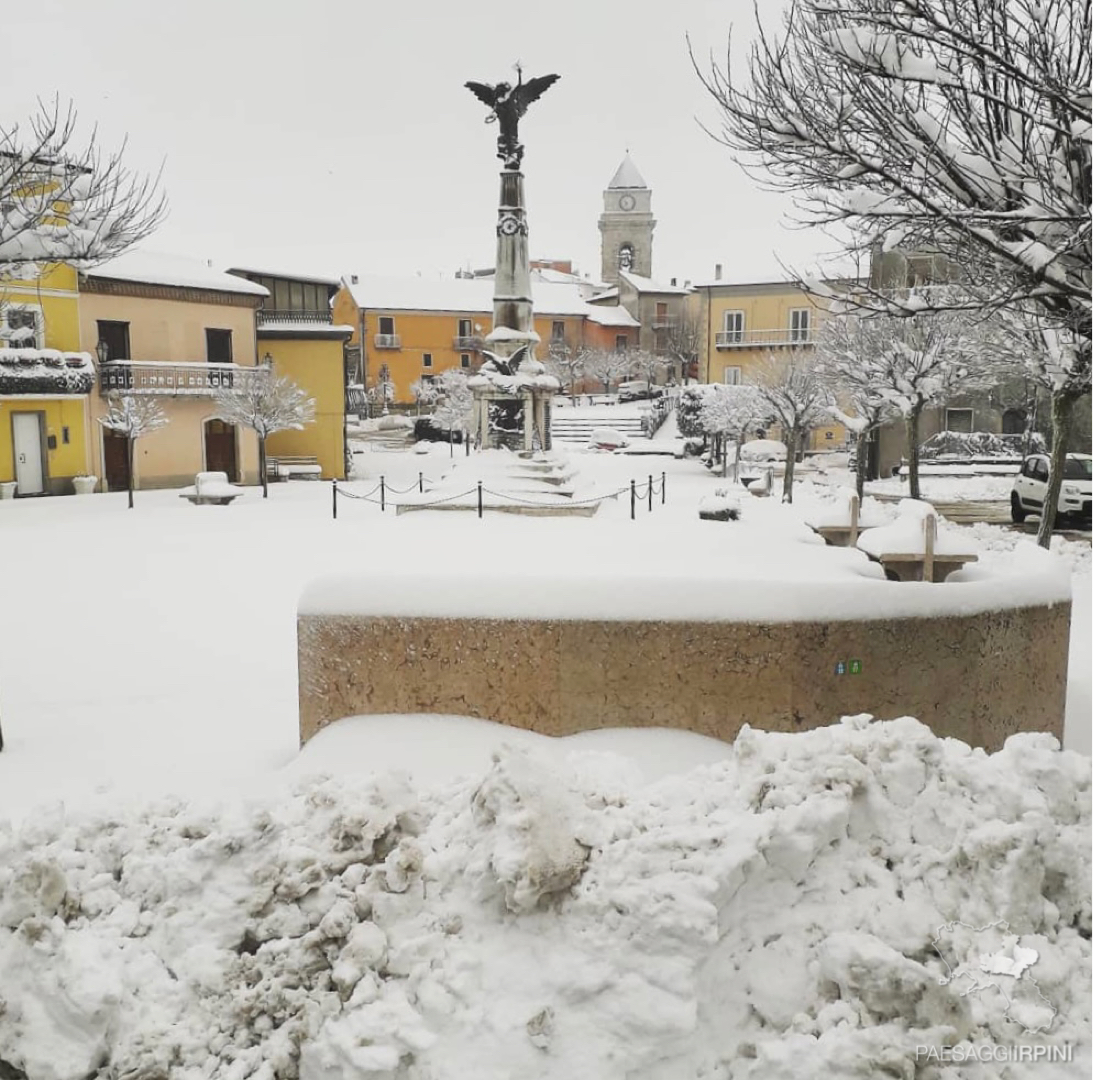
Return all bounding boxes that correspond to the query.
[0,425,1089,1078]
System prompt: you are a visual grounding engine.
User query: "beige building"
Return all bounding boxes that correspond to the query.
[79,252,268,491]
[690,275,846,450]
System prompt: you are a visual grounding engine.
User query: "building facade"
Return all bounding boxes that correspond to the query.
[229,269,353,480]
[1,261,93,495]
[79,252,268,491]
[333,275,639,405]
[691,277,846,450]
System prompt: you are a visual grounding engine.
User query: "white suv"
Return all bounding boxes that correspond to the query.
[1011,452,1092,524]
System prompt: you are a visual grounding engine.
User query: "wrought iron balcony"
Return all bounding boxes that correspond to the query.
[374,334,401,349]
[257,309,333,326]
[452,335,484,350]
[651,315,678,329]
[715,328,812,349]
[99,361,264,396]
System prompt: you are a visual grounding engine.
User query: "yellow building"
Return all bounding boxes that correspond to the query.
[1,261,94,495]
[690,277,846,450]
[229,269,353,480]
[78,251,268,491]
[333,274,639,405]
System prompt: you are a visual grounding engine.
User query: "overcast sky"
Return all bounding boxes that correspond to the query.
[5,0,844,285]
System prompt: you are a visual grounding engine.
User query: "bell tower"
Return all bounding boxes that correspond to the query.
[598,154,655,285]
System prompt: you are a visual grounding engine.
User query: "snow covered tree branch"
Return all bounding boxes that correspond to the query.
[583,348,636,394]
[699,384,768,479]
[692,0,1090,407]
[1,98,166,280]
[97,394,169,509]
[213,370,314,498]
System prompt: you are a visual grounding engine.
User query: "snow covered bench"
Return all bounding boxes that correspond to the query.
[267,455,322,480]
[180,472,244,506]
[807,492,885,547]
[857,502,978,582]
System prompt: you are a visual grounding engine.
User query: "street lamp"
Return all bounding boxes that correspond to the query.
[263,352,274,368]
[95,340,109,364]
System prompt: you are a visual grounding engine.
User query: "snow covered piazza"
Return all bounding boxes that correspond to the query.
[0,438,1089,1079]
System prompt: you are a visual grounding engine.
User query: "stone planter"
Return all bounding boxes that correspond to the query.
[72,475,98,495]
[0,481,17,500]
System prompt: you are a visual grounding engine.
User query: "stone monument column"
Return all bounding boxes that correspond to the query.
[465,69,560,452]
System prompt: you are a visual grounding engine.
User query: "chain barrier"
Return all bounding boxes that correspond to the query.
[332,470,668,520]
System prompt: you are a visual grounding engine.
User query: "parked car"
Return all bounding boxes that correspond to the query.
[620,378,651,397]
[1010,452,1092,524]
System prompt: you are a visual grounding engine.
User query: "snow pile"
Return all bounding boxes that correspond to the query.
[956,521,1092,577]
[0,349,94,395]
[796,483,892,530]
[0,717,1088,1080]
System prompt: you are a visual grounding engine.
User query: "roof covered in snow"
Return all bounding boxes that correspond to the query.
[86,251,269,297]
[619,270,692,295]
[607,154,648,190]
[227,266,341,288]
[341,274,639,325]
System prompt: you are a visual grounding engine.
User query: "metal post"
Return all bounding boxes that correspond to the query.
[418,471,424,493]
[648,474,653,512]
[332,479,338,520]
[477,481,483,518]
[380,476,386,512]
[631,479,636,520]
[661,471,666,504]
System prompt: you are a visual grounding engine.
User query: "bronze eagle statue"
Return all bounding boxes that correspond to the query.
[465,67,560,169]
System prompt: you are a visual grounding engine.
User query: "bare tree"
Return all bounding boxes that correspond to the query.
[213,371,315,498]
[700,384,768,479]
[542,343,585,401]
[97,394,169,509]
[814,315,897,498]
[820,306,1000,498]
[693,0,1090,533]
[583,348,635,394]
[1,98,166,280]
[627,348,669,388]
[663,311,703,383]
[756,351,832,502]
[410,376,439,415]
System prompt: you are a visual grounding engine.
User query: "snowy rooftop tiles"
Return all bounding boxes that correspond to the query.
[86,250,270,296]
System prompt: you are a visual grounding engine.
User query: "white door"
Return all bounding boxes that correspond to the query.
[12,412,45,495]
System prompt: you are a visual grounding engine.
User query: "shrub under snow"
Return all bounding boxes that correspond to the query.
[0,717,1088,1080]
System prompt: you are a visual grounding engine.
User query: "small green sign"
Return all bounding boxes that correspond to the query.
[849,659,863,675]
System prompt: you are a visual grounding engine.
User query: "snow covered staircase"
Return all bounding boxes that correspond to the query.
[549,413,648,446]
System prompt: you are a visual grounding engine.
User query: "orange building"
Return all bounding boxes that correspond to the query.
[332,275,639,404]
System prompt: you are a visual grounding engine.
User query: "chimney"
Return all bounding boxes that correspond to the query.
[715,264,723,281]
[351,274,359,284]
[684,280,691,288]
[670,277,677,286]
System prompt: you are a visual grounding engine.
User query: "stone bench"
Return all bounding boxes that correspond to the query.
[858,509,978,582]
[180,471,244,506]
[268,455,322,480]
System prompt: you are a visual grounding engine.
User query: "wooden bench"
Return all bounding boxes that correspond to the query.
[809,493,884,547]
[860,511,978,582]
[180,471,243,506]
[267,455,322,481]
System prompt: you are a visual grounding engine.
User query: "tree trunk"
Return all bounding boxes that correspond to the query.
[1035,391,1075,549]
[721,435,728,477]
[855,430,868,501]
[906,406,923,501]
[127,437,135,510]
[782,424,798,502]
[259,436,269,499]
[734,439,743,484]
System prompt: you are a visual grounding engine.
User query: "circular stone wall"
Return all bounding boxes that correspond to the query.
[297,601,1069,753]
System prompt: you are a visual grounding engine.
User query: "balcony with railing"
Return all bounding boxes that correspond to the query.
[257,309,333,326]
[374,334,401,349]
[651,314,679,330]
[715,328,812,349]
[452,335,484,350]
[99,361,264,396]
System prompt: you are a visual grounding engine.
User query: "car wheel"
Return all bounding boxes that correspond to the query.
[1010,492,1027,523]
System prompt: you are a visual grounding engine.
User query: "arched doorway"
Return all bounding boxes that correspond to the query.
[204,419,238,480]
